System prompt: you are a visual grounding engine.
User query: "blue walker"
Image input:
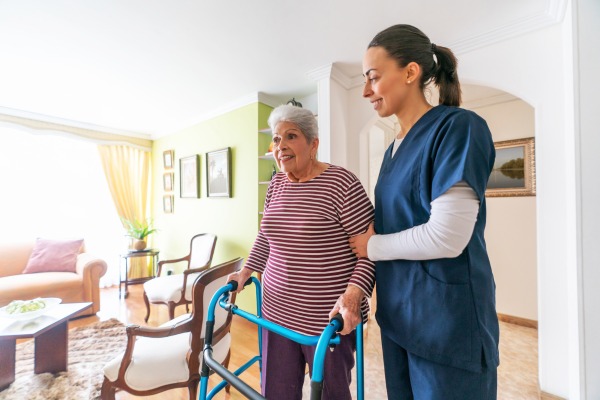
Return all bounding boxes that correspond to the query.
[199,277,365,400]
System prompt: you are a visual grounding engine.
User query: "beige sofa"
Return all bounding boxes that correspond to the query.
[0,241,107,317]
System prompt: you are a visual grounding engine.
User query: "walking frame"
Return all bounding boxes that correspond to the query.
[199,276,365,400]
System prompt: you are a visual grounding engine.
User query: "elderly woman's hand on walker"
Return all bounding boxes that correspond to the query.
[329,285,365,335]
[349,222,375,259]
[226,267,253,294]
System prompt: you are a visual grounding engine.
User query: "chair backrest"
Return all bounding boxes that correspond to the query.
[189,233,217,269]
[190,257,244,337]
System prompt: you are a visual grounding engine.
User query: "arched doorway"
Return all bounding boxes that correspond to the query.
[358,83,539,393]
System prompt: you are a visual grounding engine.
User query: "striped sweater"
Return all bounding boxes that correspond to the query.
[245,165,375,336]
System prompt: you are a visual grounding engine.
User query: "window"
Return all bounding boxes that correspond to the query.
[0,126,123,286]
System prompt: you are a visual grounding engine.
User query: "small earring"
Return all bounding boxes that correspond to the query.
[407,80,412,84]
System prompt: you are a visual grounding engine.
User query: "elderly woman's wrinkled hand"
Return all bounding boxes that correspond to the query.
[226,268,252,294]
[349,222,375,258]
[328,285,365,335]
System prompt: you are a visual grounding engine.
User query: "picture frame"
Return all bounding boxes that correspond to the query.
[163,172,174,192]
[163,150,174,169]
[206,147,232,198]
[163,195,173,213]
[180,155,200,198]
[486,137,536,197]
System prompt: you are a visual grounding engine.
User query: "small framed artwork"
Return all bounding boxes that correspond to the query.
[163,150,174,169]
[180,155,200,198]
[163,195,174,213]
[206,147,232,198]
[163,172,174,192]
[486,137,536,197]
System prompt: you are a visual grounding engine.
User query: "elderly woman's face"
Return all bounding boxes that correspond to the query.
[272,121,318,180]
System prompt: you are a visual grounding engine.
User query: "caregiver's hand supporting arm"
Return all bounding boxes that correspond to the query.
[350,184,479,261]
[349,223,375,259]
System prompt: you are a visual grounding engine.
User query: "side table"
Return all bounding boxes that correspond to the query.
[119,249,159,298]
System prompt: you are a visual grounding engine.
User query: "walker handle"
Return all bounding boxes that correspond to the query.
[228,277,253,292]
[329,313,344,332]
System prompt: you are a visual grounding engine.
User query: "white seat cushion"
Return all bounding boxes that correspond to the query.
[103,315,231,391]
[143,273,201,303]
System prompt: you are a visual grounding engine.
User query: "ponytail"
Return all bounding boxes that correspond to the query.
[430,44,461,106]
[368,24,462,107]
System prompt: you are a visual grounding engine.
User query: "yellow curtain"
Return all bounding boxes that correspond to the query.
[98,145,151,279]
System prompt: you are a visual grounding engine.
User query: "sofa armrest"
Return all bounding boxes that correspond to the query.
[76,253,108,314]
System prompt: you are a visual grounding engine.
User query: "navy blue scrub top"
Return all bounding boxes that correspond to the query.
[374,105,499,373]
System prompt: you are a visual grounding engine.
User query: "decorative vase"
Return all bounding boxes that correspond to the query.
[133,239,147,251]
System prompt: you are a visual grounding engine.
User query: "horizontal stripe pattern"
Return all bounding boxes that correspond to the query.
[245,165,375,335]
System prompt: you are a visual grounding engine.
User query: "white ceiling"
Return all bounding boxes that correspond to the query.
[0,0,547,138]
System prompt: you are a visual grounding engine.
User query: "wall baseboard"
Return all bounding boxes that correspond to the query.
[540,391,566,400]
[497,313,538,329]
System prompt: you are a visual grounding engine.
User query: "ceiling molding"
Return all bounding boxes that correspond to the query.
[0,106,149,139]
[0,110,152,149]
[462,93,519,110]
[313,0,568,88]
[450,0,567,54]
[307,64,333,82]
[307,63,365,90]
[257,92,288,108]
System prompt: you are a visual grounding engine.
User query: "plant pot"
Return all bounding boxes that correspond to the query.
[133,239,147,251]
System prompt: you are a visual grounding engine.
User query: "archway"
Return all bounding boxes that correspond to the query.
[357,81,539,346]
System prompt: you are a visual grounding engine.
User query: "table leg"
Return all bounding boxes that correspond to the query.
[34,321,68,374]
[124,258,129,298]
[0,338,16,390]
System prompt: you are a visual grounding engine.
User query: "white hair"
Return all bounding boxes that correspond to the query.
[267,104,318,142]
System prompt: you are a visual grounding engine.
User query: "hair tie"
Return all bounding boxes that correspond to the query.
[431,43,437,53]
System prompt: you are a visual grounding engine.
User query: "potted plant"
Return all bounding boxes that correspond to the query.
[122,218,157,251]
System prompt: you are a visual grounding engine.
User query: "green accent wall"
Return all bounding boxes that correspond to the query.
[152,102,272,312]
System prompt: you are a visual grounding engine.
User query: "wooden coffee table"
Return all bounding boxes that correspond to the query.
[0,302,92,390]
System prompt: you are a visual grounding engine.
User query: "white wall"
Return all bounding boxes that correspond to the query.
[573,0,600,397]
[321,21,576,399]
[460,24,571,398]
[477,100,538,321]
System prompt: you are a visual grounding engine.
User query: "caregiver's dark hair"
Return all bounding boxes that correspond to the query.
[368,24,461,106]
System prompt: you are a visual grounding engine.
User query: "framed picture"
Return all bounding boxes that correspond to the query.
[163,150,174,169]
[486,137,536,197]
[163,195,173,213]
[180,155,200,198]
[163,172,174,192]
[206,147,232,198]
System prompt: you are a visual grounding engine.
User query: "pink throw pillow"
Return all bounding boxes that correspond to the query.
[22,238,84,274]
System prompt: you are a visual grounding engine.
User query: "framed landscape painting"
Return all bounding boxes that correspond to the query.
[486,137,536,197]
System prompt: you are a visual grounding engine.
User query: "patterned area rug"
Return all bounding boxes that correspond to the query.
[0,318,126,400]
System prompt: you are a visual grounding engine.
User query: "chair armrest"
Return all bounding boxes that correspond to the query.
[182,265,209,275]
[156,256,190,277]
[116,318,193,382]
[125,318,192,339]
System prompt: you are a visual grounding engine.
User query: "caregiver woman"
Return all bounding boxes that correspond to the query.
[350,24,500,399]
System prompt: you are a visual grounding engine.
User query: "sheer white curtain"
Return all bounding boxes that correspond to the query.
[0,126,124,286]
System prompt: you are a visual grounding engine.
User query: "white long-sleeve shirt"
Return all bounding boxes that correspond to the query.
[367,181,480,261]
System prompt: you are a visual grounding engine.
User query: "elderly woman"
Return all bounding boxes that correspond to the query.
[228,104,375,400]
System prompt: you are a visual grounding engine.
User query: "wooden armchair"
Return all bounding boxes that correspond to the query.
[143,233,217,322]
[101,257,244,400]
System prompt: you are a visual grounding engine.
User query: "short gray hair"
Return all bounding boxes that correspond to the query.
[267,104,318,142]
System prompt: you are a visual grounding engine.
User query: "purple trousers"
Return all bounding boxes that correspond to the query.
[261,327,356,400]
